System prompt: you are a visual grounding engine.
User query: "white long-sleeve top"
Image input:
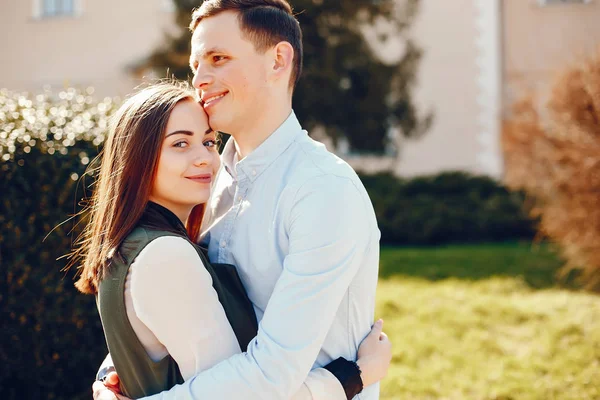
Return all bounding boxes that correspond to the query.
[125,235,346,399]
[142,111,381,400]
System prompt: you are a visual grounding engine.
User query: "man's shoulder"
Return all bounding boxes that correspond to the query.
[286,133,361,184]
[281,136,379,240]
[279,136,375,216]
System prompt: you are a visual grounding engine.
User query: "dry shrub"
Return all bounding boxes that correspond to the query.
[502,52,600,291]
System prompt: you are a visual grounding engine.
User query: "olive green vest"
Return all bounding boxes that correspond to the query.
[96,203,258,398]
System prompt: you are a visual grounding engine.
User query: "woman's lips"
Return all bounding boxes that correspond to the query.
[186,174,212,184]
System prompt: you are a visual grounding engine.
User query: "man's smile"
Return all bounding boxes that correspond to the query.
[202,91,228,109]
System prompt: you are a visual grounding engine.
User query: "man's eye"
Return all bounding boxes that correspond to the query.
[204,140,217,148]
[213,56,226,63]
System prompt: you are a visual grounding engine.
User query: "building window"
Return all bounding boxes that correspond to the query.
[33,0,82,19]
[42,0,74,17]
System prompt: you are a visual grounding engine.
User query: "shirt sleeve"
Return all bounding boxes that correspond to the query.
[140,176,370,400]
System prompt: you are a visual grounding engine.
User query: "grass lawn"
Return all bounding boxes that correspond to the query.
[376,243,600,400]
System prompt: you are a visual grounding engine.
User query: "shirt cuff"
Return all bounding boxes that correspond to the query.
[324,357,364,399]
[299,368,347,400]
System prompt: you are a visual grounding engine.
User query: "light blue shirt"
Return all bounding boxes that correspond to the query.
[145,111,380,399]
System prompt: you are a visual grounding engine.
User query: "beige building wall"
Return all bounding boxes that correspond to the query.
[502,0,600,109]
[0,0,176,97]
[391,0,483,177]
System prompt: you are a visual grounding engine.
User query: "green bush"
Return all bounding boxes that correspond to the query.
[360,172,536,245]
[0,88,118,399]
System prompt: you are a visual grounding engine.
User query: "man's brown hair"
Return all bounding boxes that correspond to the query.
[190,0,303,90]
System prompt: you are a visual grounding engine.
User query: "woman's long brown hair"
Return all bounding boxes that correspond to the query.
[71,83,205,295]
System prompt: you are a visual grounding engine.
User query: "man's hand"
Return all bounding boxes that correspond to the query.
[92,371,129,400]
[356,319,393,387]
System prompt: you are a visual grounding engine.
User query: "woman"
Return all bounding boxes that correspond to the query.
[72,83,391,399]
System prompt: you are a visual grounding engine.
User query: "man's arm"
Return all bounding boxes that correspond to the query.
[94,357,347,400]
[141,176,373,400]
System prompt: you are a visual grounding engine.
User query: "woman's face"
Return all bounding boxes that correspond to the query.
[150,99,220,220]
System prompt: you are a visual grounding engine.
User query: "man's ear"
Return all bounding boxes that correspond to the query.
[271,41,294,82]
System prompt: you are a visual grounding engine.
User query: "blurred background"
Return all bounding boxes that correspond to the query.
[1,0,600,399]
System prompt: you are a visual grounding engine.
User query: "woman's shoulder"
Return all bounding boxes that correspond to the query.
[131,235,207,274]
[129,235,214,303]
[141,235,194,255]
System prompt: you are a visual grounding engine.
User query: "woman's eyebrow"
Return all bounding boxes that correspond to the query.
[166,128,212,138]
[165,130,194,138]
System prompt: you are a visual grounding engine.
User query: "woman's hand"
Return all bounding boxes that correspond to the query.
[356,319,392,387]
[92,371,127,400]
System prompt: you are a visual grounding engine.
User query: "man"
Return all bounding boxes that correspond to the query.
[95,1,385,398]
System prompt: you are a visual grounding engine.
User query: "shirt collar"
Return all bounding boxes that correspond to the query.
[221,143,239,181]
[221,111,303,183]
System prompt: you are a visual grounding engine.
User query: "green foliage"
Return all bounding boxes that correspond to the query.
[0,88,118,399]
[145,0,431,152]
[360,171,536,245]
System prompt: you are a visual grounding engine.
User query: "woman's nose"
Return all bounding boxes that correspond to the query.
[192,146,213,168]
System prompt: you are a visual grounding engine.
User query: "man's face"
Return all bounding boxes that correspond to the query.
[190,11,270,135]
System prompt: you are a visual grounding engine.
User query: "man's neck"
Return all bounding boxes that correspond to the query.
[232,100,293,160]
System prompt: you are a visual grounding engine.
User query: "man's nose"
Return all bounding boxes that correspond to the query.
[192,65,213,91]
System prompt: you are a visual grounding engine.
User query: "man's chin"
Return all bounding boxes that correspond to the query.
[206,115,230,134]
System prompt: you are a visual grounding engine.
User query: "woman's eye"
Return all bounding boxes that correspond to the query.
[173,141,189,148]
[204,140,217,148]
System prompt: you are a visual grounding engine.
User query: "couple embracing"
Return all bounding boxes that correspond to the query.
[76,1,391,399]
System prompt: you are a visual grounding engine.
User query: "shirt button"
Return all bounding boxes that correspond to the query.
[252,169,257,176]
[220,240,227,248]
